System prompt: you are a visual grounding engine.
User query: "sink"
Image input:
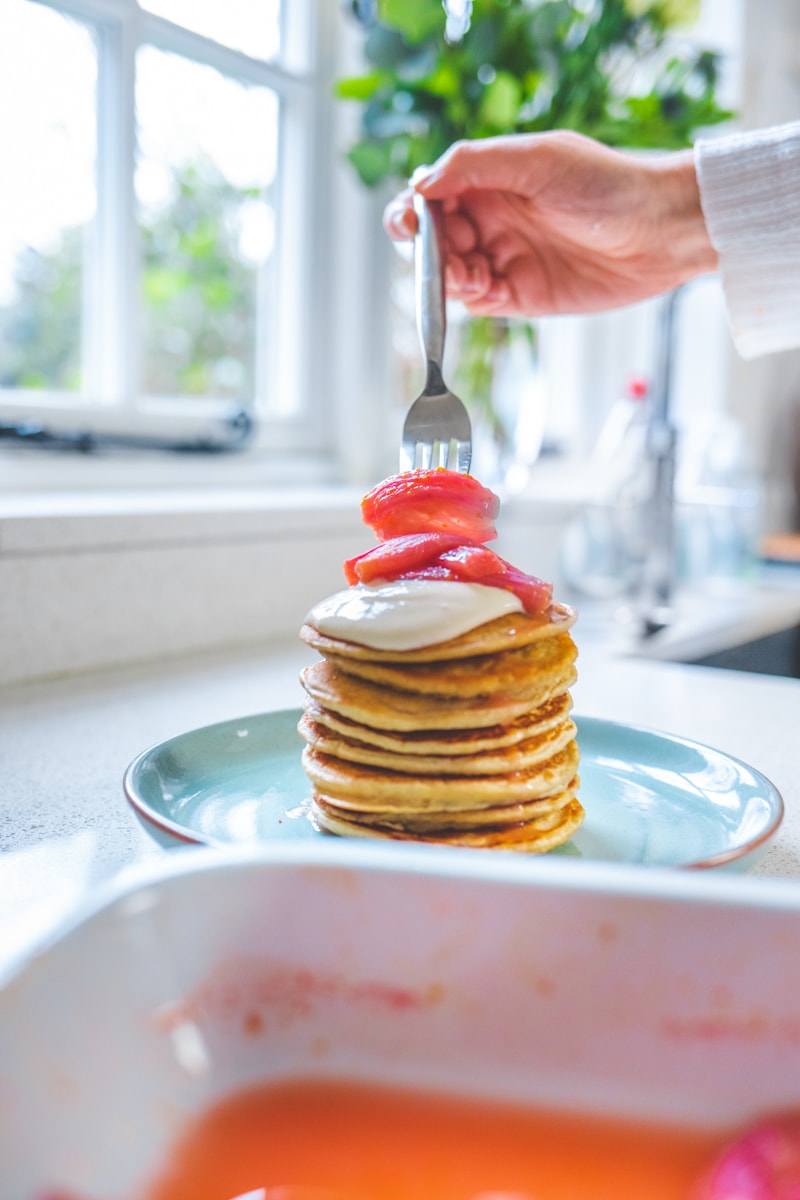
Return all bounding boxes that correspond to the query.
[679,621,800,678]
[575,570,800,680]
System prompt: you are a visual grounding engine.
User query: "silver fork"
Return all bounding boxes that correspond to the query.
[400,194,472,473]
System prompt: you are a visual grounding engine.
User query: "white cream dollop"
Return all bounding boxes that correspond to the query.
[305,579,523,651]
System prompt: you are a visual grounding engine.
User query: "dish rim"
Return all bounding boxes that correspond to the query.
[5,836,800,999]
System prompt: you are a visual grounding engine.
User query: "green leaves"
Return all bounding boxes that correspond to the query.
[479,71,522,130]
[380,0,444,43]
[335,71,385,101]
[347,139,397,187]
[335,0,734,188]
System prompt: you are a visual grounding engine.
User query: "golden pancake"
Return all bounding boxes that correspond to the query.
[298,711,577,777]
[312,798,565,840]
[312,796,585,852]
[299,601,576,664]
[312,780,579,830]
[324,633,578,698]
[301,740,580,811]
[300,659,578,732]
[301,695,574,756]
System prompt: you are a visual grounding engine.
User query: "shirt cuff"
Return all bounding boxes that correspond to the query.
[695,121,800,359]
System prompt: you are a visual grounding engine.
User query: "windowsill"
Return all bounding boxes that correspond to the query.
[0,481,364,538]
[0,443,344,495]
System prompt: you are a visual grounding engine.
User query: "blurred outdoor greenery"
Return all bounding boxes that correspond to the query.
[140,161,260,400]
[0,228,84,392]
[0,159,262,399]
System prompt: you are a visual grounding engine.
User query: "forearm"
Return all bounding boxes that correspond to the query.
[696,121,800,359]
[648,149,719,286]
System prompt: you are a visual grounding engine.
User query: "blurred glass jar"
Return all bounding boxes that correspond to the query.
[560,376,654,600]
[676,413,763,591]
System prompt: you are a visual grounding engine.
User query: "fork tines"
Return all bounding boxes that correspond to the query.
[400,437,472,473]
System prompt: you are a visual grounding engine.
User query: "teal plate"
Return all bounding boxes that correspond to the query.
[123,711,784,870]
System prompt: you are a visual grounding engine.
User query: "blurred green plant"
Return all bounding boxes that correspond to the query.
[336,0,733,461]
[337,0,731,187]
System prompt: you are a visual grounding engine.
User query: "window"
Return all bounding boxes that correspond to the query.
[0,1,753,502]
[0,0,364,474]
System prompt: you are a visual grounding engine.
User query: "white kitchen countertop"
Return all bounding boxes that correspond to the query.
[1,628,800,970]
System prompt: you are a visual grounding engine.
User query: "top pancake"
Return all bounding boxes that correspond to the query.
[300,601,577,664]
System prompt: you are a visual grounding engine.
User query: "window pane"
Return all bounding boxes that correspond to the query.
[136,48,279,402]
[0,1,96,392]
[140,0,281,62]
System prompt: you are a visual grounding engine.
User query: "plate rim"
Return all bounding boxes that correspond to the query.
[574,714,784,869]
[122,710,784,869]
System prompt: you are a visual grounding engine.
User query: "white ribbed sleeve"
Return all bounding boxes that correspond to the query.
[695,121,800,359]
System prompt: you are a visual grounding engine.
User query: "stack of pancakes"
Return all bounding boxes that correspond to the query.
[298,602,583,853]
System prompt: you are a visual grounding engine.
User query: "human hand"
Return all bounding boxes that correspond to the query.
[383,131,717,318]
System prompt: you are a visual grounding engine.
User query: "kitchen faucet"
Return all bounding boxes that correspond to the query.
[637,285,683,636]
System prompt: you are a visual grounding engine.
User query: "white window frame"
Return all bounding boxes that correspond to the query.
[0,0,394,491]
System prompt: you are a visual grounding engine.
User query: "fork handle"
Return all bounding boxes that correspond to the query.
[414,194,446,390]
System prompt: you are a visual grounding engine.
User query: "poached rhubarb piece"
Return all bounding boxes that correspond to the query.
[361,468,500,544]
[436,543,553,614]
[344,533,553,616]
[343,532,467,586]
[700,1116,800,1200]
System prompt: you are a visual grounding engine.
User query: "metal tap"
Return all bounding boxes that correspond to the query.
[637,286,683,636]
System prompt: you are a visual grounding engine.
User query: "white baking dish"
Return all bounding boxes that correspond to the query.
[1,841,800,1197]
